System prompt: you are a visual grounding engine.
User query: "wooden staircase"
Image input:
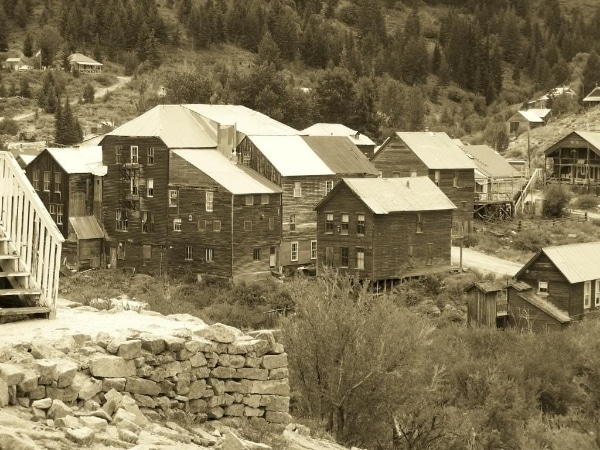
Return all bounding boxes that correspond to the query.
[0,152,64,320]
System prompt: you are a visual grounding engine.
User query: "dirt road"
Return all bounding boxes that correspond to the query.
[451,246,522,277]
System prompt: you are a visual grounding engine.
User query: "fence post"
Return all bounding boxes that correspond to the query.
[518,220,522,232]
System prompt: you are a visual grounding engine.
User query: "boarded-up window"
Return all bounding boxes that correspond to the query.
[246,195,254,206]
[261,194,269,205]
[269,217,274,230]
[253,248,261,261]
[213,220,221,232]
[244,220,252,231]
[198,220,205,231]
[143,245,152,259]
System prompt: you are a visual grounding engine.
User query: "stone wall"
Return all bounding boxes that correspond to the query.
[0,320,291,427]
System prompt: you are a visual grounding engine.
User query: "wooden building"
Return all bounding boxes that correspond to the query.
[514,241,600,321]
[314,177,455,283]
[466,282,508,328]
[68,53,103,74]
[583,87,600,108]
[301,123,377,159]
[507,282,571,332]
[544,131,600,194]
[25,147,105,268]
[238,135,379,272]
[371,131,475,236]
[507,109,549,134]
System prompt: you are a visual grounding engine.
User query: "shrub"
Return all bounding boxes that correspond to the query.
[511,229,552,252]
[0,118,19,135]
[543,185,571,218]
[572,194,599,210]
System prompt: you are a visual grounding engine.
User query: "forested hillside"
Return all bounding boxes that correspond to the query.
[3,0,600,147]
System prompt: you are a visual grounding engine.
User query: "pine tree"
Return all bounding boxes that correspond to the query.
[22,33,33,57]
[82,83,95,104]
[19,78,31,98]
[257,30,282,69]
[0,6,9,51]
[582,52,600,98]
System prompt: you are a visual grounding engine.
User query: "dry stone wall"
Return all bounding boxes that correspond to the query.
[0,321,291,428]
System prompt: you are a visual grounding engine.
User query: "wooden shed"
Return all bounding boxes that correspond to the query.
[466,282,508,328]
[508,282,571,332]
[68,216,104,268]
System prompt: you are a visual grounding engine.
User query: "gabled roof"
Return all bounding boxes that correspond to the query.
[515,241,600,284]
[513,110,544,123]
[302,123,376,147]
[583,87,600,103]
[5,57,21,63]
[183,104,299,137]
[384,132,477,170]
[69,53,103,66]
[317,177,456,214]
[105,105,217,148]
[465,281,506,293]
[69,216,104,240]
[172,149,281,195]
[43,146,105,175]
[460,144,519,178]
[544,131,600,157]
[247,135,334,176]
[301,136,379,176]
[515,290,571,324]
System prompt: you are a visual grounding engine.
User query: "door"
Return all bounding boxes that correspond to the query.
[269,246,277,268]
[110,247,117,269]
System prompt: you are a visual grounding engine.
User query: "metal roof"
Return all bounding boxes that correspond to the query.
[516,290,571,324]
[302,123,376,147]
[5,58,21,62]
[46,146,103,174]
[69,53,103,66]
[394,132,477,170]
[183,104,300,137]
[461,144,519,178]
[544,131,600,157]
[335,177,456,214]
[301,136,379,176]
[172,150,281,195]
[465,281,506,293]
[248,135,334,176]
[583,87,600,102]
[106,105,217,148]
[69,216,104,240]
[541,241,600,284]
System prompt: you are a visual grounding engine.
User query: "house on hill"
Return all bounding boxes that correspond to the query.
[544,130,600,194]
[314,176,455,285]
[25,146,106,268]
[3,57,22,71]
[583,86,600,108]
[69,53,103,74]
[507,281,571,332]
[301,123,377,159]
[508,109,551,133]
[371,131,476,236]
[513,241,600,321]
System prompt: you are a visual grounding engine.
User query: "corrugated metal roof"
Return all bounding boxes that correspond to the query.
[302,123,376,146]
[395,132,477,170]
[69,216,104,240]
[340,177,456,214]
[107,105,217,148]
[517,291,571,323]
[46,146,103,174]
[461,144,519,178]
[248,136,334,176]
[542,241,600,283]
[183,104,300,137]
[172,150,281,195]
[302,136,379,176]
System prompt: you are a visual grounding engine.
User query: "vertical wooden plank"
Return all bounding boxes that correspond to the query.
[47,240,57,312]
[6,175,15,239]
[24,199,34,274]
[42,232,52,304]
[15,187,24,260]
[35,221,44,287]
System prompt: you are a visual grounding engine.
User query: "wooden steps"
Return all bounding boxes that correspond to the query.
[0,307,50,317]
[0,254,19,260]
[0,288,41,296]
[0,271,30,277]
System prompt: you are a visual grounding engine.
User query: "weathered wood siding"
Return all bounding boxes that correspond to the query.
[466,289,498,327]
[371,138,428,177]
[69,174,94,217]
[507,289,568,332]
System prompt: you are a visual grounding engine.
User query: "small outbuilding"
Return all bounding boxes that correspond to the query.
[3,57,22,71]
[466,282,508,328]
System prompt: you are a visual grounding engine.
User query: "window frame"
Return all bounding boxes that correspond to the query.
[341,213,349,235]
[49,204,56,222]
[453,170,459,188]
[434,170,440,186]
[584,280,591,309]
[130,145,139,164]
[115,209,128,231]
[340,247,349,267]
[269,216,274,230]
[173,217,182,232]
[325,180,334,194]
[147,147,155,165]
[185,246,193,261]
[56,204,63,225]
[147,179,154,197]
[213,220,221,232]
[205,191,214,212]
[205,247,214,262]
[325,213,334,234]
[289,214,296,231]
[290,242,299,262]
[32,170,39,190]
[596,279,600,307]
[253,248,261,261]
[115,146,123,164]
[141,211,154,233]
[416,212,423,233]
[293,181,302,198]
[261,194,269,205]
[245,194,254,206]
[169,189,178,207]
[538,281,549,295]
[43,171,50,191]
[54,172,61,193]
[357,214,365,235]
[356,247,365,270]
[310,240,317,260]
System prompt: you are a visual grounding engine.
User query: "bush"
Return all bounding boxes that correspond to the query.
[543,184,571,218]
[572,194,599,210]
[0,118,19,136]
[511,229,552,252]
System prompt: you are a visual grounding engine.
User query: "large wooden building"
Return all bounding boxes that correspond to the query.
[514,241,600,321]
[25,147,105,268]
[238,135,379,272]
[544,131,600,194]
[301,123,377,159]
[314,176,456,283]
[371,132,476,236]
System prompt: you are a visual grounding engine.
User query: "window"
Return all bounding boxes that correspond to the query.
[115,209,128,231]
[32,170,39,190]
[49,204,56,221]
[393,172,400,178]
[585,280,591,309]
[117,242,125,260]
[311,240,317,260]
[434,170,440,186]
[242,150,251,166]
[206,191,213,212]
[213,220,221,232]
[56,204,63,225]
[245,195,254,206]
[291,242,298,262]
[357,214,365,235]
[293,182,302,197]
[185,246,193,261]
[130,177,139,196]
[115,146,123,164]
[289,214,296,231]
[596,280,600,307]
[142,211,154,233]
[261,194,269,205]
[341,247,349,267]
[461,201,467,211]
[198,220,206,231]
[410,170,417,177]
[269,217,274,230]
[453,171,459,188]
[341,214,349,234]
[244,220,252,231]
[169,190,178,207]
[173,218,182,231]
[538,281,548,295]
[325,180,334,194]
[147,147,154,165]
[426,243,433,266]
[356,247,365,270]
[143,245,152,260]
[325,213,334,233]
[416,212,423,233]
[43,171,50,191]
[408,244,414,267]
[130,146,139,164]
[147,179,154,197]
[54,173,61,193]
[253,248,261,261]
[205,248,214,262]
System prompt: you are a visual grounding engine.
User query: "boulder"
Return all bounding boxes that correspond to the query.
[31,398,52,410]
[65,427,95,446]
[78,415,108,432]
[117,428,139,444]
[117,340,142,360]
[55,415,81,429]
[221,430,249,450]
[55,360,79,388]
[120,394,150,428]
[140,335,166,354]
[47,399,73,420]
[17,371,39,393]
[102,389,124,417]
[125,377,160,396]
[34,360,57,385]
[89,355,136,378]
[195,323,242,344]
[0,363,24,385]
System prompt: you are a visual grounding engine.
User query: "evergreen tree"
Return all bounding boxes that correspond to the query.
[55,98,82,146]
[582,52,600,98]
[82,83,95,104]
[19,77,31,98]
[257,30,282,69]
[0,6,9,51]
[313,67,355,124]
[22,33,33,57]
[349,76,380,138]
[14,0,28,27]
